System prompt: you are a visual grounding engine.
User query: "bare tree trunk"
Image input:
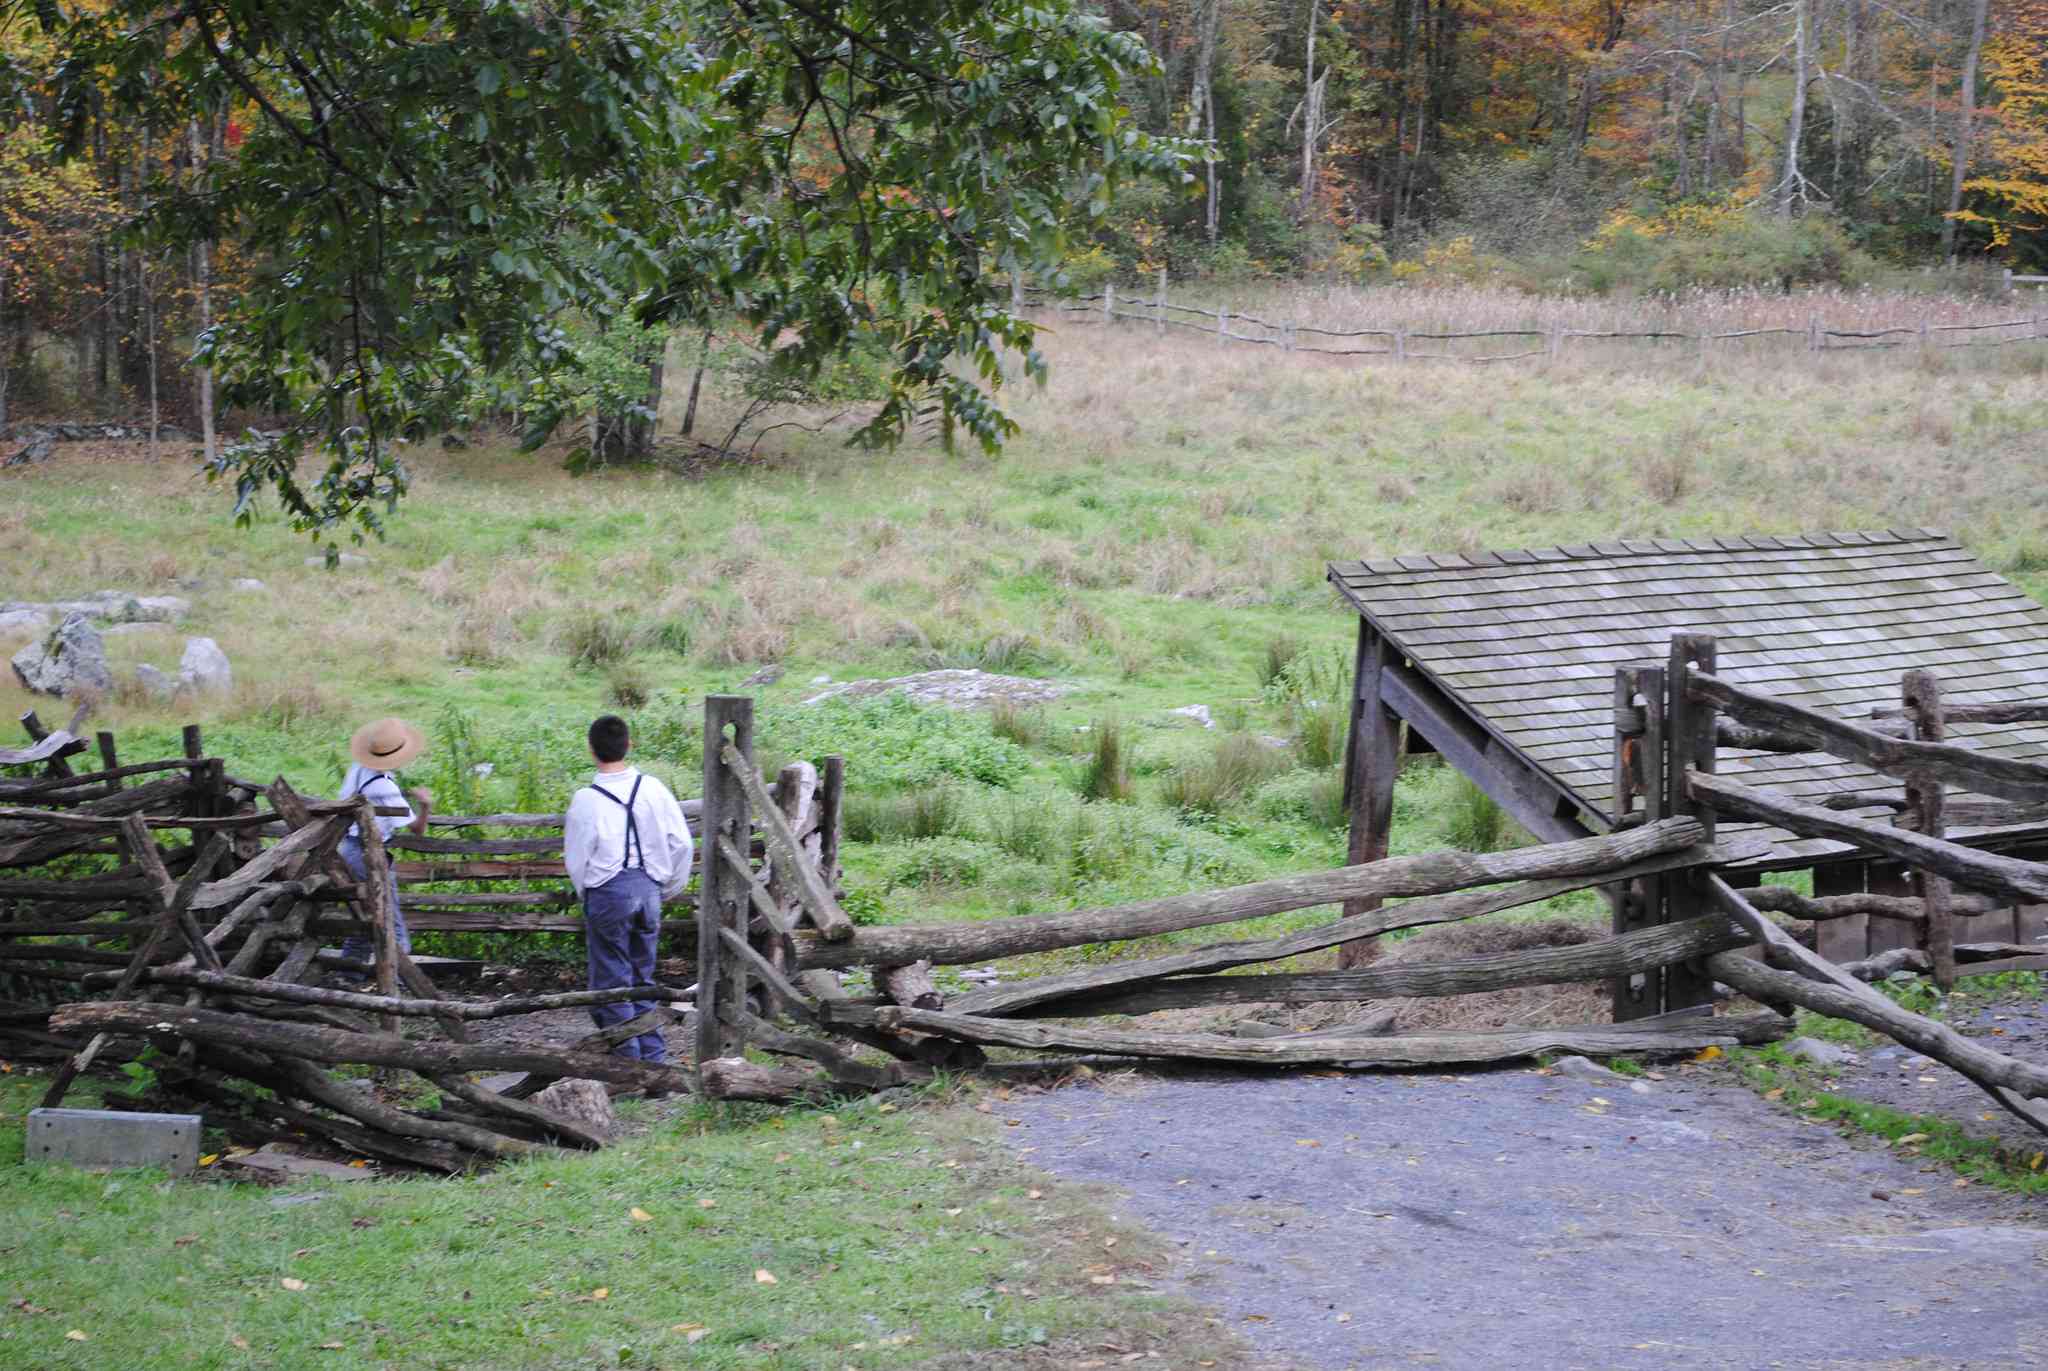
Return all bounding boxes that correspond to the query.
[1779,0,1810,216]
[189,121,216,463]
[1189,0,1222,246]
[1941,0,1991,258]
[140,128,159,461]
[1298,0,1321,221]
[681,326,711,437]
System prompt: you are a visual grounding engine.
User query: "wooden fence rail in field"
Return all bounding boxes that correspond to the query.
[1028,282,2047,363]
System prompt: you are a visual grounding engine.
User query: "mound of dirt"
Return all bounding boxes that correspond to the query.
[1138,915,1611,1038]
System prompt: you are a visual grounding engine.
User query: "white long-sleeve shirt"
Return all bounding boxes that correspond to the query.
[340,764,413,842]
[563,766,694,899]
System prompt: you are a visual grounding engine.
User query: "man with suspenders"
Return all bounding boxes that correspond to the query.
[563,715,694,1071]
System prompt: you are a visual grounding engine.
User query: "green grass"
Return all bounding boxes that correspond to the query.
[1730,1049,2048,1196]
[0,1077,1239,1371]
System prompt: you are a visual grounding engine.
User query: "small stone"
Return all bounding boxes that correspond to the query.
[741,664,784,687]
[11,612,113,697]
[1168,704,1215,729]
[1628,1080,1654,1095]
[1871,1189,1891,1202]
[531,1079,616,1140]
[232,578,266,592]
[1552,1055,1623,1084]
[1782,1036,1858,1068]
[178,637,233,695]
[811,674,832,685]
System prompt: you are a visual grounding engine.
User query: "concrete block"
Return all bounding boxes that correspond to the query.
[26,1108,203,1175]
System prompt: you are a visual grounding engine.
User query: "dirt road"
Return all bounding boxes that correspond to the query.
[1004,1060,2048,1370]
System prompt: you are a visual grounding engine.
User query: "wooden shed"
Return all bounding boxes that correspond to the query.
[1326,529,2048,996]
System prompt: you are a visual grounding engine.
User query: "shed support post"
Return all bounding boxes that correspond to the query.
[1338,622,1403,969]
[1661,634,1718,1011]
[697,695,754,1080]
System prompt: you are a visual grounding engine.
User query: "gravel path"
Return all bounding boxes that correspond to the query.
[1003,1060,2048,1371]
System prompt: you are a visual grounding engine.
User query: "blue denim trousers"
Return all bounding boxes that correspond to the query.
[583,869,668,1061]
[336,835,411,971]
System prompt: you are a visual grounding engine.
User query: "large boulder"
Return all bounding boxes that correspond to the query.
[178,637,233,695]
[10,612,113,697]
[135,664,177,702]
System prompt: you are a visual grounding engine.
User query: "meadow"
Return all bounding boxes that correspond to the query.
[2,284,2045,1369]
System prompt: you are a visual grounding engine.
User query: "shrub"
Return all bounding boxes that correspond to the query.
[1076,716,1132,802]
[1253,770,1349,829]
[757,693,1031,790]
[1256,634,1305,691]
[647,617,692,657]
[878,836,1002,889]
[1161,734,1291,815]
[989,699,1049,749]
[980,788,1068,860]
[1440,773,1507,852]
[607,665,652,710]
[562,613,635,669]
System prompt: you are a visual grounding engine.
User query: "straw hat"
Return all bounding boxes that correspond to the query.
[349,717,427,771]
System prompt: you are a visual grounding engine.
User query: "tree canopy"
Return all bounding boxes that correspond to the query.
[20,0,1189,547]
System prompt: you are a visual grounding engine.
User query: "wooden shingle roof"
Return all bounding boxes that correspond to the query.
[1328,530,2048,868]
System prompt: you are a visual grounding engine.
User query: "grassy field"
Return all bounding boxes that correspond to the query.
[3,286,2046,1369]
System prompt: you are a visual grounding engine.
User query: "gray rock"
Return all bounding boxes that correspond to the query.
[803,668,1072,709]
[1169,704,1215,729]
[232,578,266,592]
[57,590,189,623]
[10,612,113,697]
[305,553,371,568]
[1552,1055,1623,1084]
[1782,1036,1858,1068]
[0,608,51,639]
[2,431,54,467]
[178,637,233,695]
[531,1078,616,1140]
[741,664,785,687]
[134,664,177,701]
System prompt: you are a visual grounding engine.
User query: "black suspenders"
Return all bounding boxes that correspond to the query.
[592,775,647,871]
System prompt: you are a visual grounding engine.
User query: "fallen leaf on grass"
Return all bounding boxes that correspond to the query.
[773,1153,791,1163]
[172,1235,199,1248]
[1954,1178,1976,1189]
[1295,1138,1320,1148]
[877,1103,897,1114]
[198,1154,219,1167]
[347,1160,369,1169]
[630,1208,654,1223]
[1027,1189,1043,1200]
[230,1335,249,1350]
[671,1323,710,1344]
[1762,1088,1785,1101]
[280,1278,307,1292]
[318,1342,345,1351]
[1335,1312,1352,1324]
[1895,1133,1932,1147]
[944,1207,963,1217]
[1900,1188,1926,1195]
[65,1330,87,1341]
[754,1270,778,1285]
[1090,1275,1116,1286]
[1692,1046,1722,1063]
[592,1288,609,1300]
[698,1197,716,1209]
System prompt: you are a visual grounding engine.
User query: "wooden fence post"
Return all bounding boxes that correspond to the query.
[354,797,401,1034]
[1216,306,1229,345]
[2006,266,2015,296]
[1155,266,1167,337]
[1903,669,1956,990]
[1547,327,1562,362]
[1808,314,1821,352]
[1918,319,1930,351]
[1394,328,1407,361]
[697,695,754,1077]
[1337,622,1403,970]
[1103,280,1115,325]
[1662,635,1717,1011]
[1612,665,1667,1021]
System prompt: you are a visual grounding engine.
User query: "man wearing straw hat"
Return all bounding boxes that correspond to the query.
[564,714,693,1068]
[336,717,433,979]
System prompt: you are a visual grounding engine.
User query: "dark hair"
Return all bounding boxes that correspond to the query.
[588,714,631,764]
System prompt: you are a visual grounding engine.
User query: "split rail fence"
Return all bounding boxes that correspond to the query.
[13,644,2048,1166]
[1026,280,2048,363]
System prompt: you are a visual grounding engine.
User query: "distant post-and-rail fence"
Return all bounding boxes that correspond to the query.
[2005,268,2048,295]
[1025,282,2048,365]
